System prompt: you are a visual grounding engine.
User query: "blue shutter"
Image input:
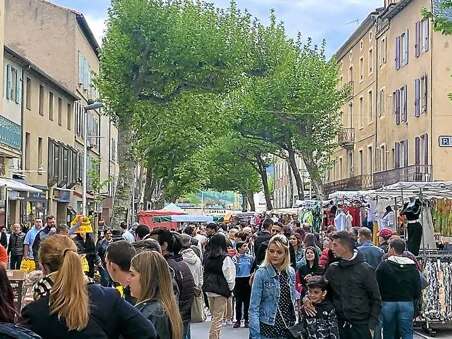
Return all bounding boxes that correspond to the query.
[15,71,22,104]
[6,64,12,100]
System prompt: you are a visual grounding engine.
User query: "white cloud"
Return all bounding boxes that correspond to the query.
[85,14,107,45]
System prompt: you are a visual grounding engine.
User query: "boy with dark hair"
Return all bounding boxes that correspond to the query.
[134,224,150,241]
[301,277,339,339]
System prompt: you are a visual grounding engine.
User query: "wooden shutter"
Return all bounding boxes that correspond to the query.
[402,86,408,122]
[395,36,401,70]
[415,137,420,165]
[395,142,400,168]
[424,133,429,166]
[6,65,12,100]
[395,90,401,125]
[415,78,420,117]
[15,72,22,104]
[424,19,430,52]
[415,22,421,57]
[403,140,409,167]
[422,75,428,113]
[405,30,409,65]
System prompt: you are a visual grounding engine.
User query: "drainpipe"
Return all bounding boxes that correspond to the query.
[429,0,433,180]
[374,16,379,187]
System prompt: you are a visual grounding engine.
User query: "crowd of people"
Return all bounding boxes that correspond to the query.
[0,212,426,339]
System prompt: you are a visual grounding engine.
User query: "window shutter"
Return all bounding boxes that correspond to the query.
[395,142,400,168]
[424,20,430,52]
[403,85,408,122]
[424,133,428,166]
[422,75,428,113]
[395,36,400,69]
[16,73,22,104]
[405,30,409,65]
[6,65,12,100]
[404,140,409,167]
[415,79,420,117]
[415,137,420,165]
[415,21,421,57]
[395,90,401,125]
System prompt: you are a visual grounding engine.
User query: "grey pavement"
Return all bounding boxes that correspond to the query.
[191,321,452,338]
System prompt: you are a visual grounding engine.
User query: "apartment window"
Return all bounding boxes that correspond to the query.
[5,65,21,104]
[395,30,409,69]
[38,137,43,174]
[67,103,72,130]
[369,31,373,41]
[349,66,353,83]
[57,98,62,126]
[359,97,364,128]
[400,85,407,123]
[368,146,373,175]
[380,144,387,171]
[380,37,387,65]
[368,90,373,122]
[359,150,364,175]
[339,158,343,179]
[25,133,30,170]
[379,88,385,117]
[348,150,354,177]
[359,57,364,81]
[421,133,429,166]
[415,75,429,116]
[39,85,44,116]
[368,48,373,74]
[360,40,364,50]
[49,92,54,121]
[416,19,430,57]
[75,102,84,138]
[348,102,353,126]
[26,77,31,110]
[395,140,409,168]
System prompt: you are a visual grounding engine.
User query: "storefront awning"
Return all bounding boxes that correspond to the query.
[0,178,42,193]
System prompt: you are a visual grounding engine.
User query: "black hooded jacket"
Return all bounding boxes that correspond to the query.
[325,251,381,329]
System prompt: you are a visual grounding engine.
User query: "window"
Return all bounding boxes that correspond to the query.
[395,31,409,69]
[420,75,428,114]
[348,151,354,177]
[339,158,343,179]
[416,19,430,57]
[359,97,364,127]
[39,85,44,116]
[393,89,400,125]
[368,48,373,74]
[348,102,353,127]
[368,146,373,175]
[5,64,21,103]
[368,90,373,122]
[75,102,84,138]
[38,137,43,174]
[359,150,364,175]
[380,144,387,171]
[379,88,385,117]
[396,140,409,168]
[58,98,62,126]
[49,92,54,121]
[400,85,407,123]
[25,133,30,170]
[26,77,31,110]
[67,103,72,130]
[360,40,364,50]
[349,66,353,83]
[369,31,373,41]
[380,37,387,65]
[359,57,364,81]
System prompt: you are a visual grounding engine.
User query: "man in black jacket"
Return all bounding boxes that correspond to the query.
[376,238,421,339]
[7,223,25,269]
[151,229,194,339]
[324,231,381,339]
[252,218,273,268]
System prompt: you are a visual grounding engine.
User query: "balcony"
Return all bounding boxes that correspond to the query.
[373,165,432,189]
[338,128,355,149]
[324,174,373,195]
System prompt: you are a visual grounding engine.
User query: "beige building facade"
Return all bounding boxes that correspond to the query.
[5,0,119,223]
[325,0,452,194]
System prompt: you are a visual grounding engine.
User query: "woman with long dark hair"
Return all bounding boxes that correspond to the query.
[296,246,323,297]
[0,265,15,323]
[202,233,236,339]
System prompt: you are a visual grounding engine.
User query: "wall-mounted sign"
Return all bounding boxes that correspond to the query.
[439,136,452,147]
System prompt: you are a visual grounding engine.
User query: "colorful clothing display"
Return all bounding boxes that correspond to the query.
[432,199,452,237]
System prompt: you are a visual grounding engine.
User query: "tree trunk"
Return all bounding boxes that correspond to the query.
[247,191,256,211]
[144,166,157,209]
[241,193,248,212]
[255,154,273,211]
[287,147,305,201]
[111,122,135,229]
[286,159,294,208]
[303,155,324,199]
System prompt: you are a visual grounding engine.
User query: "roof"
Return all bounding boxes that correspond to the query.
[334,7,384,61]
[5,46,79,100]
[40,0,100,57]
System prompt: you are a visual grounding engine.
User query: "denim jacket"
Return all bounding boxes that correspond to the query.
[234,253,254,278]
[249,265,296,339]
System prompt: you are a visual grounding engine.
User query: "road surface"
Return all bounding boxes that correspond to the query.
[191,322,452,338]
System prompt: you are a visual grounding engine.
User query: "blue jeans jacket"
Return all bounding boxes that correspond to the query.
[249,265,296,339]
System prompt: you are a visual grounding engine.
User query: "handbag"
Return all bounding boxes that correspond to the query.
[277,305,305,339]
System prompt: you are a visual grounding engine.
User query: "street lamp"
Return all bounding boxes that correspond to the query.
[82,101,104,215]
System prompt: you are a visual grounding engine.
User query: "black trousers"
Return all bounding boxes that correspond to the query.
[234,277,251,322]
[10,254,23,270]
[407,222,422,256]
[339,321,372,339]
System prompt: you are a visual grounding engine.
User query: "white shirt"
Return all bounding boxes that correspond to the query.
[335,212,348,231]
[122,229,135,243]
[381,211,395,229]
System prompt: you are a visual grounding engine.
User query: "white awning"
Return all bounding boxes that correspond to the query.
[0,178,43,193]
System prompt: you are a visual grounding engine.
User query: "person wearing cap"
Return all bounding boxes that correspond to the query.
[378,229,393,253]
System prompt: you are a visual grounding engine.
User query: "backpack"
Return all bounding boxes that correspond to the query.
[0,323,41,339]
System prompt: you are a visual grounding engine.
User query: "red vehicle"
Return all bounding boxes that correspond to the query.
[137,209,186,231]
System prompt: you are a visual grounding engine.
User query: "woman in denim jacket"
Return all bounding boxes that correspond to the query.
[249,234,297,339]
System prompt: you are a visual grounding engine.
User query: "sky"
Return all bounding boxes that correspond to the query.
[52,0,383,56]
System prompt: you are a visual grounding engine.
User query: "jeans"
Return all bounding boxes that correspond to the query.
[10,254,23,270]
[183,321,191,339]
[381,301,414,339]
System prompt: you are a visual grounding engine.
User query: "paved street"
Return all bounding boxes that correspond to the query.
[191,322,452,338]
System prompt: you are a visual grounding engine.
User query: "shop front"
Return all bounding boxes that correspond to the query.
[24,188,48,225]
[52,188,72,225]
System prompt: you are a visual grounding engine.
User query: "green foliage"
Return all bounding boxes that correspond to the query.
[422,1,452,35]
[87,157,110,204]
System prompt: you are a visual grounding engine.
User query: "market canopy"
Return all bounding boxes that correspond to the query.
[374,181,452,200]
[328,190,375,200]
[0,178,42,193]
[153,215,217,223]
[162,203,184,212]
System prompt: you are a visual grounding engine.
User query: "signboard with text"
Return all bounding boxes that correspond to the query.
[439,136,452,147]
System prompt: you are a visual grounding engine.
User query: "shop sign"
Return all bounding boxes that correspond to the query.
[439,136,452,147]
[53,188,71,203]
[28,191,47,202]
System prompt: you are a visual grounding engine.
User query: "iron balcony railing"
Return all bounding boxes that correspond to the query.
[338,128,355,149]
[323,174,373,195]
[373,165,432,189]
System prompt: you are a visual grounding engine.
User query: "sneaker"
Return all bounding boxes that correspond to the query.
[233,321,241,328]
[226,320,234,326]
[244,321,249,328]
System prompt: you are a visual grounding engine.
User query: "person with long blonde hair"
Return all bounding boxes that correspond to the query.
[249,234,297,339]
[129,251,183,339]
[20,234,157,339]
